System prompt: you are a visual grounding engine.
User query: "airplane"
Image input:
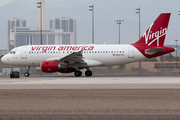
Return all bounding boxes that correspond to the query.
[1,13,175,77]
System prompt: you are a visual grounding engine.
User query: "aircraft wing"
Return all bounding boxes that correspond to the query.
[60,51,85,64]
[46,51,85,64]
[45,51,103,67]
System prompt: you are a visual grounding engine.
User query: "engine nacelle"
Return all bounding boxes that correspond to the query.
[41,61,75,73]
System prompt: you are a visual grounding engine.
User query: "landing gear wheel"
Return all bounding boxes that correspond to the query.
[24,72,29,77]
[74,70,82,77]
[85,70,92,76]
[24,66,30,77]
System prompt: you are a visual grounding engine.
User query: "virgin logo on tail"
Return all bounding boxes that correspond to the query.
[143,23,167,46]
[132,13,171,47]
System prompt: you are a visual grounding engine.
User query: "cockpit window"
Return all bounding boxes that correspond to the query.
[10,51,16,54]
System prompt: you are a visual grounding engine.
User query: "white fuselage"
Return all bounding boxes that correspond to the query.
[2,44,146,67]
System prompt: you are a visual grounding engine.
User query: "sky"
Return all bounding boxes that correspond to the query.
[0,0,180,49]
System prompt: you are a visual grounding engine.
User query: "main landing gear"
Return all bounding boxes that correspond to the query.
[74,69,93,77]
[74,70,82,77]
[85,70,92,77]
[24,66,30,77]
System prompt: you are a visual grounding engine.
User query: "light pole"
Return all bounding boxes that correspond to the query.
[175,40,178,67]
[37,1,42,45]
[89,4,94,44]
[177,10,180,68]
[115,19,124,44]
[136,7,140,39]
[37,1,43,77]
[136,7,141,75]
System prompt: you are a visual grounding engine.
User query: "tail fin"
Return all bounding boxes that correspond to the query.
[133,13,171,46]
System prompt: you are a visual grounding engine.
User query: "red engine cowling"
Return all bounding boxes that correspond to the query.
[41,61,59,73]
[41,61,75,73]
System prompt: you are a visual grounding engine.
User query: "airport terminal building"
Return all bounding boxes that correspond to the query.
[9,27,76,48]
[7,18,76,52]
[7,18,26,52]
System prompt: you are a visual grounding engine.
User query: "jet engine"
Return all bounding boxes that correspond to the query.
[41,61,75,73]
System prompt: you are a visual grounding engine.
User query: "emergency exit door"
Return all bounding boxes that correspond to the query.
[128,46,134,58]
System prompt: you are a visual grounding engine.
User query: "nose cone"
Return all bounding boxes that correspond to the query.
[1,55,7,64]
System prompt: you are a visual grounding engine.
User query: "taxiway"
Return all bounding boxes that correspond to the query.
[0,76,180,89]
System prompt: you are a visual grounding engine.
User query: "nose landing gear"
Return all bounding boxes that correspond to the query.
[24,66,30,77]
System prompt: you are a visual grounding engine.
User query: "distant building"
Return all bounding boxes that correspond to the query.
[0,48,7,55]
[50,17,76,44]
[7,18,26,52]
[7,0,76,50]
[9,27,76,48]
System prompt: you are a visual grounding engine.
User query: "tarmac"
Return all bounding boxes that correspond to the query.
[0,76,180,120]
[0,76,180,89]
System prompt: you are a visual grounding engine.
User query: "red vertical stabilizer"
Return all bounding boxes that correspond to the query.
[132,13,174,58]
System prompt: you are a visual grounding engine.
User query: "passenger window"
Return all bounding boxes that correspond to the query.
[111,51,113,53]
[89,51,91,53]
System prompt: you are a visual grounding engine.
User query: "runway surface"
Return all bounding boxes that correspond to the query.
[0,76,180,89]
[0,76,180,119]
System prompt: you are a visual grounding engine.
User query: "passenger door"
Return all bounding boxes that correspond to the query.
[21,47,27,59]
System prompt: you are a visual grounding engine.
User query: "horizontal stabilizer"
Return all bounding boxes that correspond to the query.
[145,47,163,55]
